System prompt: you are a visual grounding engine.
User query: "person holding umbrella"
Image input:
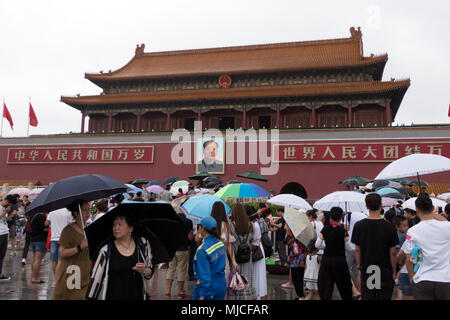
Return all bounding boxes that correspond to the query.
[53,200,91,299]
[86,211,153,300]
[193,216,226,300]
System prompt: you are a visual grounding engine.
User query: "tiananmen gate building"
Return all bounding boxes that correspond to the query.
[1,27,449,199]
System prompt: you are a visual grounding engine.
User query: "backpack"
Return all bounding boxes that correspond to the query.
[258,218,273,257]
[235,232,251,264]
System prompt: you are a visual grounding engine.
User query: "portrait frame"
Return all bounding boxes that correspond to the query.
[195,136,225,174]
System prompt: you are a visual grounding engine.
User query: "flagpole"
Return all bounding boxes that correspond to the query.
[27,97,30,137]
[1,98,4,137]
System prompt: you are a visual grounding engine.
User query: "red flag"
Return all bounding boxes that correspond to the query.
[448,104,450,117]
[3,102,14,130]
[29,103,38,127]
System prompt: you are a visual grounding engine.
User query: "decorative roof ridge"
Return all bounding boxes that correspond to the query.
[61,79,411,101]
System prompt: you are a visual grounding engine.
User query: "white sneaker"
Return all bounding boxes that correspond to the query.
[0,276,11,281]
[22,258,26,265]
[51,281,56,288]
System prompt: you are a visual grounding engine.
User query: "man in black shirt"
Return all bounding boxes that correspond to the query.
[165,212,193,299]
[271,208,287,266]
[351,193,398,300]
[30,212,49,283]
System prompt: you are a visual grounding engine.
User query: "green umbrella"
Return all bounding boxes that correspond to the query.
[172,180,190,188]
[339,175,372,185]
[236,171,268,182]
[189,172,213,180]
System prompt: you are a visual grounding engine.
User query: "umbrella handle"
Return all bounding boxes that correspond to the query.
[78,203,87,238]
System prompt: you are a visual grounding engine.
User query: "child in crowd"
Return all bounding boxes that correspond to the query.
[304,240,320,300]
[393,215,413,300]
[284,224,307,300]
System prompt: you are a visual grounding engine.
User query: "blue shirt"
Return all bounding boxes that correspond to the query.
[193,235,226,298]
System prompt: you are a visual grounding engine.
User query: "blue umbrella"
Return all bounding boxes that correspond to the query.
[125,184,145,194]
[27,174,128,215]
[182,194,231,219]
[376,187,400,197]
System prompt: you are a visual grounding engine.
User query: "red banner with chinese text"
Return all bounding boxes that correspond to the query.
[273,141,450,163]
[7,145,154,164]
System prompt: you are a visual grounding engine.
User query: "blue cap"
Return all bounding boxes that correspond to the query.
[199,216,217,231]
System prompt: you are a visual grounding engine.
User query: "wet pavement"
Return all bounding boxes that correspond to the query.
[0,237,346,300]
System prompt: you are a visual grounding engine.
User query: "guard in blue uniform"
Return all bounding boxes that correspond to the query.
[193,216,226,300]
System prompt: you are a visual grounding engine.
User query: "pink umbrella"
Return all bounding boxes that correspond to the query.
[7,187,31,196]
[382,197,398,207]
[146,185,164,195]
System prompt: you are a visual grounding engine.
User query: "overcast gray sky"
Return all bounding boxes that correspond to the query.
[1,0,449,137]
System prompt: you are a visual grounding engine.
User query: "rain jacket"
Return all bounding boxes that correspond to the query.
[193,235,226,300]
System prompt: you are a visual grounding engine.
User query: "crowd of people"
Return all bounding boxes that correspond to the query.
[0,183,449,301]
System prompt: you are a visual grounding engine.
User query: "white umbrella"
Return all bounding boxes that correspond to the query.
[267,194,312,211]
[436,193,450,203]
[402,197,447,211]
[375,154,450,183]
[382,197,399,207]
[365,182,374,190]
[313,191,367,212]
[284,207,317,247]
[170,184,189,196]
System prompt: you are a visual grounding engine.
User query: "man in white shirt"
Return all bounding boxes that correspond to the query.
[45,208,74,287]
[403,195,450,300]
[344,210,368,296]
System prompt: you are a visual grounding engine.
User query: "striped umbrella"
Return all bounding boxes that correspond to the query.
[214,183,270,198]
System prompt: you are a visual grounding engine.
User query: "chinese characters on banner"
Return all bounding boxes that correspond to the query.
[7,145,154,164]
[274,142,450,162]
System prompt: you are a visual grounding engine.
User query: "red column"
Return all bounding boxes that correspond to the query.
[88,116,93,133]
[311,106,317,127]
[385,101,392,126]
[166,111,171,130]
[348,103,353,127]
[81,112,85,133]
[276,106,280,128]
[243,107,247,129]
[197,110,201,121]
[108,113,112,132]
[136,112,141,132]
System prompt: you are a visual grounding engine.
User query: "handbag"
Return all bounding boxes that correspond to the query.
[229,270,250,293]
[251,244,264,262]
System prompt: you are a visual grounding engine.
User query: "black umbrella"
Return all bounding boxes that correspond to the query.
[340,179,360,187]
[85,201,190,263]
[406,180,429,186]
[202,176,222,186]
[132,178,150,185]
[383,193,405,200]
[189,172,213,180]
[372,180,390,189]
[163,176,179,185]
[395,187,416,197]
[27,174,128,215]
[227,180,241,184]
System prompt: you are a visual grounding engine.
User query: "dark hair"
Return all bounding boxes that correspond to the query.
[112,194,124,204]
[404,208,416,216]
[96,199,109,213]
[307,239,317,253]
[66,199,88,218]
[415,194,433,214]
[245,205,258,222]
[258,202,266,209]
[392,215,407,228]
[365,193,382,211]
[5,194,17,205]
[445,204,450,214]
[230,202,252,235]
[210,202,229,237]
[203,140,218,149]
[166,184,170,191]
[277,207,284,213]
[178,188,183,193]
[113,212,137,229]
[306,209,318,220]
[329,207,344,222]
[384,209,396,224]
[136,191,142,197]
